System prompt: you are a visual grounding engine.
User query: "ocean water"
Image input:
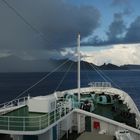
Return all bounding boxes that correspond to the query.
[0,70,140,110]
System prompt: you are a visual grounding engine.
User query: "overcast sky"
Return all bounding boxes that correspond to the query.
[0,0,140,70]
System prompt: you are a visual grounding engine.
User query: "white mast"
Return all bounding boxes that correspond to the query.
[77,33,81,134]
[77,33,81,103]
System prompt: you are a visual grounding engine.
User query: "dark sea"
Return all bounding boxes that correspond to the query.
[0,70,140,110]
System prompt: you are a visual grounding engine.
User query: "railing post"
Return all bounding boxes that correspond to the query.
[48,113,50,126]
[54,110,56,122]
[23,118,25,131]
[59,107,61,118]
[23,97,25,105]
[39,116,42,130]
[24,97,27,104]
[64,106,66,115]
[8,116,9,130]
[18,99,19,106]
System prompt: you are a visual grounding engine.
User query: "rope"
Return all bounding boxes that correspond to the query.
[55,61,74,91]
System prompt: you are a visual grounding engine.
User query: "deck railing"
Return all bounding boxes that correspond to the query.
[0,96,28,110]
[75,109,140,140]
[0,102,71,132]
[89,82,112,87]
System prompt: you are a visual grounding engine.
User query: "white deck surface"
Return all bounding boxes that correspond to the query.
[77,132,114,140]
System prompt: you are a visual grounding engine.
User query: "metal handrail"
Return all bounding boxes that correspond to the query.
[0,103,71,131]
[89,82,112,87]
[0,96,28,109]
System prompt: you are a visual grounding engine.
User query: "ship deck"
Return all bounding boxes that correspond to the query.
[76,92,136,128]
[93,100,136,128]
[0,90,137,133]
[0,96,136,132]
[76,132,114,140]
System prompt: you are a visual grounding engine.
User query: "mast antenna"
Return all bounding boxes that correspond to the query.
[77,33,81,103]
[77,33,81,134]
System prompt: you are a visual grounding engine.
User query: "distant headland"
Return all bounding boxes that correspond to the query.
[0,56,140,72]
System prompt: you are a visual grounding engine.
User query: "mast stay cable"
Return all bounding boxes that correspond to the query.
[89,63,108,82]
[88,62,122,89]
[1,0,123,105]
[54,61,74,92]
[1,0,79,104]
[83,61,92,83]
[92,64,121,89]
[7,58,75,104]
[1,0,50,44]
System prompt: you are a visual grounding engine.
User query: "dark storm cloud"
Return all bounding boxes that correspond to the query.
[83,14,140,46]
[111,0,129,6]
[106,15,140,45]
[0,0,100,53]
[124,16,140,43]
[106,13,126,41]
[123,8,133,16]
[0,0,101,71]
[111,0,133,16]
[0,0,45,51]
[82,12,127,46]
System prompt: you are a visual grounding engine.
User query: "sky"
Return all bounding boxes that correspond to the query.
[0,0,140,71]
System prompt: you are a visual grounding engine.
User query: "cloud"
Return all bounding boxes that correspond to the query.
[106,13,126,41]
[81,12,127,46]
[83,14,140,47]
[0,50,11,58]
[124,16,140,43]
[111,0,130,6]
[81,0,136,47]
[0,0,100,52]
[82,44,140,66]
[60,44,140,66]
[0,0,101,65]
[105,15,140,45]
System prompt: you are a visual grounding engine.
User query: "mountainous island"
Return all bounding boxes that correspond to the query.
[48,59,140,71]
[0,56,140,72]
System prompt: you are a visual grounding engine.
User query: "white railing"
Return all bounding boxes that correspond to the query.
[0,101,72,132]
[0,97,28,111]
[89,82,112,87]
[75,109,140,140]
